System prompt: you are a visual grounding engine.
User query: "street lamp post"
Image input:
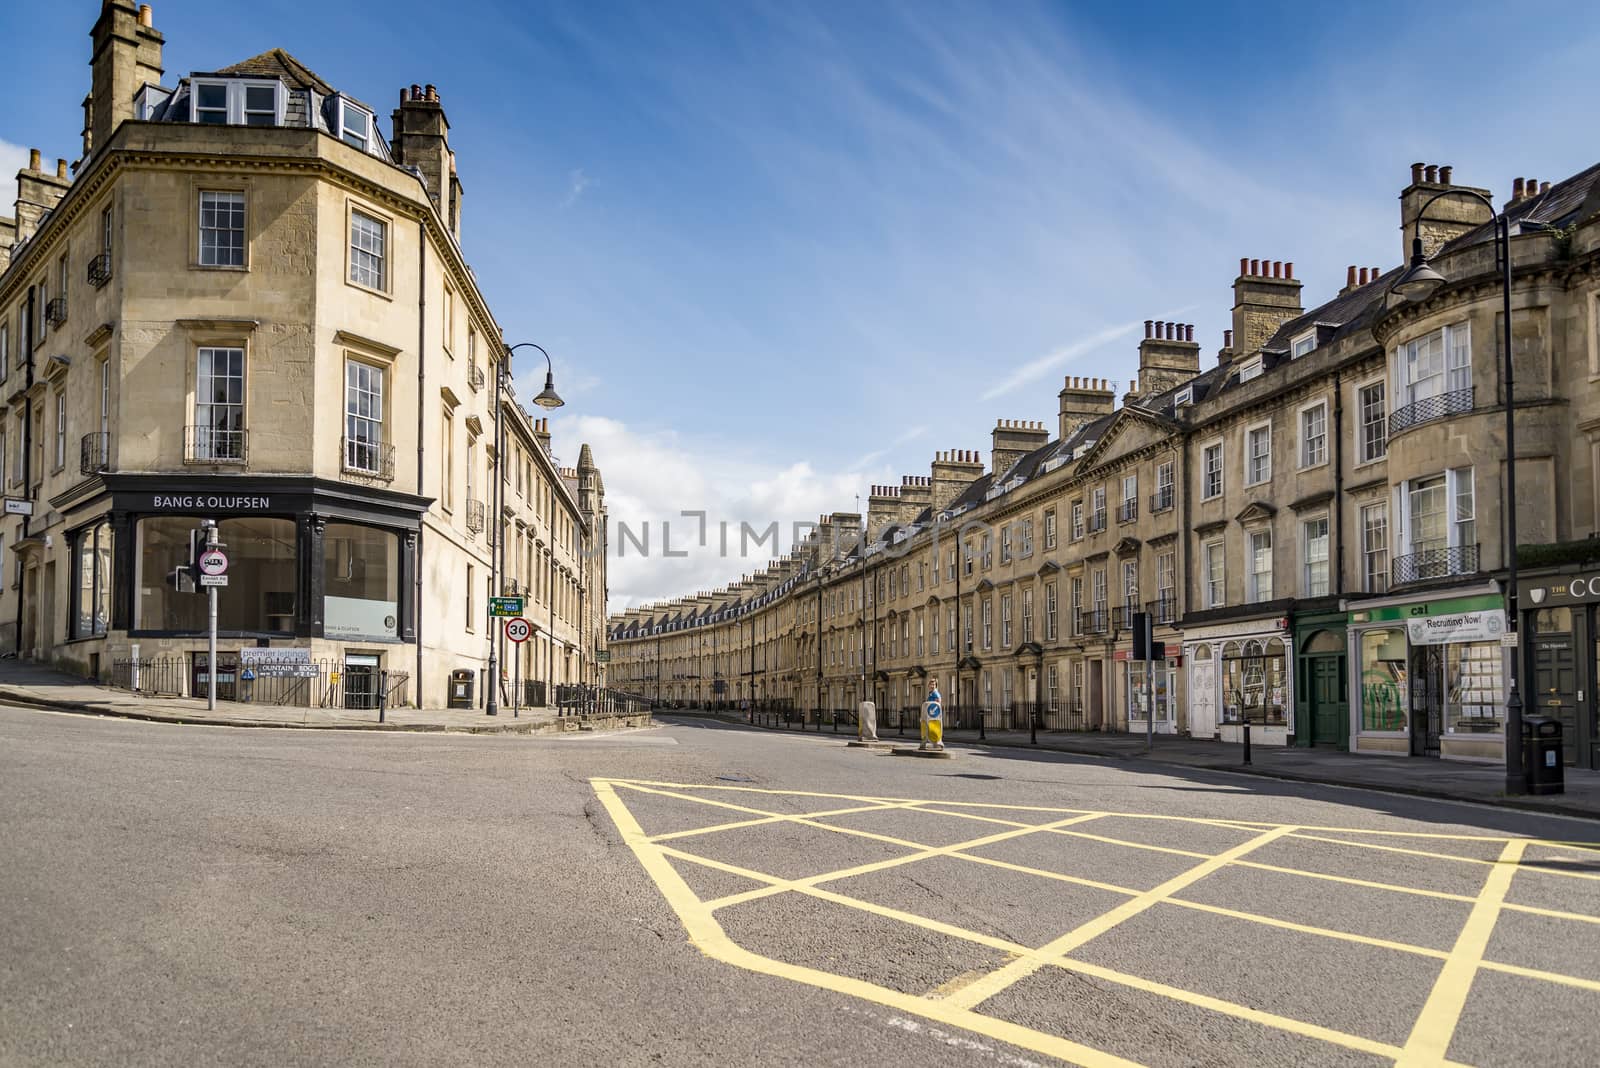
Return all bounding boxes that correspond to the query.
[1391,192,1524,794]
[487,343,563,718]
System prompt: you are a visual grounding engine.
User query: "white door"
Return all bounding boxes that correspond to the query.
[1189,655,1217,739]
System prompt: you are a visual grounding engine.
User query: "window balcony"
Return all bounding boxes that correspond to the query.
[1077,609,1108,635]
[342,437,395,480]
[1086,513,1107,534]
[1392,544,1480,586]
[1112,605,1138,630]
[87,253,113,288]
[184,425,246,464]
[1150,488,1174,513]
[1388,388,1474,435]
[44,298,67,327]
[1118,499,1138,524]
[465,498,486,533]
[1146,595,1177,624]
[468,361,485,392]
[80,431,110,475]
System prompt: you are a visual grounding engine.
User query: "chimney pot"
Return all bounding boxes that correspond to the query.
[1411,162,1425,184]
[425,84,438,101]
[28,148,40,171]
[1358,267,1368,285]
[1224,329,1233,347]
[1285,261,1294,279]
[411,83,422,99]
[1250,258,1260,276]
[1346,265,1357,288]
[1144,319,1153,338]
[1185,324,1194,342]
[139,4,153,27]
[1540,181,1550,195]
[1371,266,1380,280]
[1272,260,1282,278]
[1512,177,1524,200]
[1239,257,1249,276]
[55,158,67,178]
[1439,165,1452,184]
[1425,164,1439,183]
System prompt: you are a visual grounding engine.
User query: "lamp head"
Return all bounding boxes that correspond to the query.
[533,370,564,410]
[1392,236,1447,302]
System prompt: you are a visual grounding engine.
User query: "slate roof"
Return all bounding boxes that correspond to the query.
[213,48,337,97]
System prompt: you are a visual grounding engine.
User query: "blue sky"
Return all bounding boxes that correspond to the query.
[6,1,1600,610]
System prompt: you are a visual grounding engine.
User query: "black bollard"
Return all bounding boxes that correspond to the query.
[1243,717,1252,765]
[1030,710,1037,746]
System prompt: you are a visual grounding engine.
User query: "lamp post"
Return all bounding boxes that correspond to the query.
[487,343,563,717]
[1390,191,1524,794]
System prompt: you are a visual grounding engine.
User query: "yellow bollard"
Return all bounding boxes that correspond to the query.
[922,686,944,750]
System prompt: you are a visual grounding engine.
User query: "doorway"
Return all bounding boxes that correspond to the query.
[1088,659,1104,730]
[192,651,238,702]
[344,654,381,709]
[1531,608,1579,766]
[1408,646,1444,758]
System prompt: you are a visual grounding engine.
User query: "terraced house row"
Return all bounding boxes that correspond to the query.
[609,159,1600,770]
[0,3,608,708]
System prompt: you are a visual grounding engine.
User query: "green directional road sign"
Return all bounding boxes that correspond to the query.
[488,596,525,617]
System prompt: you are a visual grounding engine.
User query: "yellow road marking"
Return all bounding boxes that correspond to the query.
[618,783,943,851]
[1159,897,1451,959]
[1480,959,1600,993]
[915,805,1219,859]
[1230,860,1480,902]
[647,799,927,843]
[1291,831,1600,884]
[592,779,1148,1068]
[942,825,1298,1011]
[1396,839,1527,1067]
[928,966,1011,1001]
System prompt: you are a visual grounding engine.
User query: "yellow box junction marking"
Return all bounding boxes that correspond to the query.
[594,778,1600,1068]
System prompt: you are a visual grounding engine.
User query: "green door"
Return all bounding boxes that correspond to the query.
[1309,655,1347,749]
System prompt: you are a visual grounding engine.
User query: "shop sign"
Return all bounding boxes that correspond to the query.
[239,647,316,678]
[143,494,274,511]
[1350,593,1502,624]
[1523,575,1600,606]
[1406,608,1506,646]
[3,498,34,516]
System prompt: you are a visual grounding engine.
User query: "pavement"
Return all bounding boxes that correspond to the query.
[2,707,1595,1067]
[695,707,1600,820]
[0,658,650,734]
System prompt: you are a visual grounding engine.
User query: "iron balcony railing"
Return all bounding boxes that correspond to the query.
[80,431,109,475]
[44,297,67,326]
[1388,387,1473,435]
[465,498,486,533]
[468,361,486,392]
[1077,609,1109,635]
[1118,499,1138,523]
[1112,605,1138,630]
[1150,487,1174,513]
[342,437,395,480]
[1086,512,1107,534]
[184,425,246,464]
[1392,543,1480,585]
[1146,595,1177,624]
[87,252,113,288]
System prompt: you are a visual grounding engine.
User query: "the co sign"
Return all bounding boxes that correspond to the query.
[504,617,533,643]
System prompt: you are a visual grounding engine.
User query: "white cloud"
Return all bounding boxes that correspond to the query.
[562,167,592,208]
[553,414,880,613]
[0,139,31,187]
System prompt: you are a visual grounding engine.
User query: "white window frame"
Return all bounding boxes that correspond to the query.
[194,345,246,462]
[1394,321,1471,407]
[1204,539,1225,608]
[1237,357,1263,382]
[1155,460,1174,511]
[336,97,373,151]
[197,190,246,268]
[1298,399,1329,469]
[348,206,388,292]
[1291,330,1317,358]
[1361,502,1389,594]
[1245,420,1271,486]
[1247,529,1272,602]
[1399,467,1476,559]
[53,391,66,470]
[343,359,386,473]
[1201,440,1224,500]
[190,78,285,126]
[1302,515,1330,597]
[1356,377,1387,464]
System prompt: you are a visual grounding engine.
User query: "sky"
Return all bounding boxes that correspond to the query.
[6,1,1600,613]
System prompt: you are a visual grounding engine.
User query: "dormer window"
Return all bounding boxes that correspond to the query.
[190,78,284,126]
[193,81,228,123]
[1238,357,1263,383]
[1175,387,1193,407]
[1291,331,1317,358]
[244,84,278,126]
[337,98,372,151]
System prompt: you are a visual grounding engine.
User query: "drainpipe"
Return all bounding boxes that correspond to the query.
[14,287,36,654]
[415,218,426,704]
[1332,369,1346,597]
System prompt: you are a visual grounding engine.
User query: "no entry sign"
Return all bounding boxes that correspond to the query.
[198,549,229,576]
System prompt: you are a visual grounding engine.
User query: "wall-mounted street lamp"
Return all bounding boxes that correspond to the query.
[486,343,564,718]
[1391,190,1523,793]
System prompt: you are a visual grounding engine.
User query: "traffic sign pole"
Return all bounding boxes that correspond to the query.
[204,521,218,712]
[513,641,520,718]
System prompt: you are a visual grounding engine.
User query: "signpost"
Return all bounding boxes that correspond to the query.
[505,617,532,717]
[488,596,524,618]
[199,521,222,711]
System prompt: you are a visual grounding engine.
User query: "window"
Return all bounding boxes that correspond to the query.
[1020,519,1034,557]
[1119,474,1137,522]
[1045,582,1058,641]
[1238,357,1263,382]
[1358,381,1387,462]
[324,523,400,639]
[136,517,296,633]
[466,563,475,632]
[1303,517,1329,596]
[1071,500,1084,540]
[947,607,956,652]
[1405,468,1475,569]
[192,81,228,123]
[344,360,385,473]
[1122,560,1138,609]
[1202,441,1223,499]
[1090,487,1106,531]
[1248,530,1273,601]
[1204,539,1225,608]
[981,533,992,570]
[338,99,371,149]
[1362,503,1388,594]
[1044,508,1057,550]
[1092,567,1107,616]
[194,346,245,461]
[102,204,114,256]
[244,83,278,126]
[1070,577,1083,635]
[1022,587,1034,643]
[1047,665,1059,712]
[56,255,68,324]
[999,526,1012,564]
[442,284,455,353]
[1396,321,1471,407]
[963,541,973,576]
[1000,594,1012,648]
[1156,551,1175,614]
[440,409,455,511]
[1300,402,1328,467]
[1246,423,1271,485]
[1154,461,1174,511]
[192,80,281,126]
[982,597,993,650]
[51,392,65,470]
[0,322,8,385]
[198,191,245,267]
[1292,332,1317,358]
[349,209,387,290]
[73,521,114,638]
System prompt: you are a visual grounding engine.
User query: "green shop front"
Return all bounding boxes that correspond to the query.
[1346,586,1509,762]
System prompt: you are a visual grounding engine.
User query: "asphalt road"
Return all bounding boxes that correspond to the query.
[2,707,1597,1068]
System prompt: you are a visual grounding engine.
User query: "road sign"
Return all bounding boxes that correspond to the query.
[199,574,229,587]
[3,498,34,516]
[198,548,229,576]
[488,596,524,617]
[596,650,612,663]
[504,617,532,643]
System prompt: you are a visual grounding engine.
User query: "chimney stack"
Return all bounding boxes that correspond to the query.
[1058,376,1117,441]
[929,450,985,514]
[1232,257,1303,359]
[86,1,165,162]
[1136,317,1201,397]
[1401,161,1492,259]
[392,79,463,238]
[991,419,1050,478]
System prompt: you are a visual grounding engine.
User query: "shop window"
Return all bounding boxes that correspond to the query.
[136,516,296,633]
[1127,659,1174,723]
[1442,642,1504,734]
[72,520,113,638]
[1358,628,1408,731]
[323,523,400,640]
[1221,638,1287,725]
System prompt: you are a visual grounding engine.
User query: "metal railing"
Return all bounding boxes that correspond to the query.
[184,425,246,464]
[109,655,413,710]
[1076,609,1109,635]
[1146,596,1177,624]
[1112,605,1138,630]
[1388,387,1474,435]
[468,361,486,392]
[1117,499,1138,523]
[45,297,67,326]
[80,431,109,474]
[1392,543,1480,585]
[555,684,653,717]
[342,437,395,480]
[1150,488,1174,513]
[87,252,112,288]
[465,498,485,533]
[1086,512,1107,534]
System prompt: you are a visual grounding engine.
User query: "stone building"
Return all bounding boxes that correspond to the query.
[610,160,1600,770]
[0,2,608,707]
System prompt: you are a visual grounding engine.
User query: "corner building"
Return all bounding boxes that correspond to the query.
[0,2,608,706]
[611,160,1600,771]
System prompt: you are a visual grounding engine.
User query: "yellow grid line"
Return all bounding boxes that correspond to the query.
[1290,831,1600,884]
[1396,839,1527,1067]
[647,799,929,843]
[914,804,1219,859]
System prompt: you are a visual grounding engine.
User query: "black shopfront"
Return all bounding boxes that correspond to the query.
[1518,568,1600,770]
[75,475,428,644]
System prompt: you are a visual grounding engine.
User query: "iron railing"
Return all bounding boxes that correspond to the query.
[184,425,246,463]
[80,431,109,474]
[1086,512,1107,534]
[1076,609,1109,635]
[1392,544,1480,585]
[465,498,486,533]
[1150,487,1174,513]
[44,297,67,326]
[87,252,113,288]
[1117,499,1138,524]
[1388,387,1474,435]
[468,361,486,392]
[110,655,412,709]
[1146,595,1177,624]
[342,437,395,480]
[1112,605,1138,630]
[555,684,653,717]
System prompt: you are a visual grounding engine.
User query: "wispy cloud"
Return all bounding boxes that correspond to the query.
[852,425,925,469]
[0,139,30,186]
[562,167,592,208]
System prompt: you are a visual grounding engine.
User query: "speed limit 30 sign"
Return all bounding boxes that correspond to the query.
[503,617,533,643]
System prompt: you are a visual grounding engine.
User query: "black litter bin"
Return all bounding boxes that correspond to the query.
[448,669,475,710]
[1523,716,1565,795]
